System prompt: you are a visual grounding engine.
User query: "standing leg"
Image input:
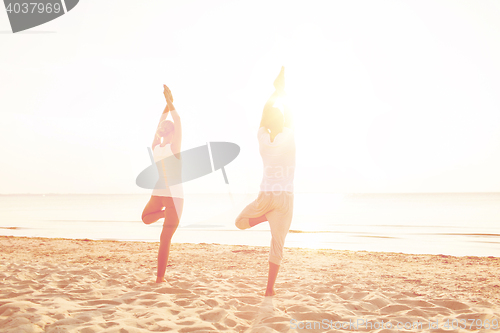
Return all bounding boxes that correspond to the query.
[265,262,280,296]
[265,194,294,296]
[156,197,183,283]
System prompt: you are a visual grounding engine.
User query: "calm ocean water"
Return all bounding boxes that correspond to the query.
[0,193,499,257]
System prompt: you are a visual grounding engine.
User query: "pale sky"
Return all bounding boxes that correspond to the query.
[1,0,500,194]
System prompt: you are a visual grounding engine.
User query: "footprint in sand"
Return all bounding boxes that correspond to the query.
[155,287,192,294]
[4,290,34,299]
[203,298,220,308]
[235,311,258,321]
[399,299,434,307]
[337,291,355,300]
[262,316,290,324]
[406,308,429,317]
[352,291,370,299]
[366,296,391,309]
[379,304,412,314]
[0,316,32,331]
[147,321,177,332]
[79,326,100,333]
[0,301,35,317]
[98,321,120,329]
[138,300,158,306]
[224,317,238,327]
[432,299,469,311]
[85,299,122,306]
[290,311,341,322]
[136,292,159,300]
[420,306,453,316]
[249,322,290,332]
[199,308,228,322]
[174,299,193,307]
[178,324,217,332]
[73,314,94,323]
[236,296,261,306]
[343,302,372,312]
[456,312,492,321]
[45,318,85,332]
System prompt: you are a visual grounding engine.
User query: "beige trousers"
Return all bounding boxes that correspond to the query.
[235,191,294,265]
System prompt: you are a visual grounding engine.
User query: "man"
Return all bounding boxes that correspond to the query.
[235,67,295,296]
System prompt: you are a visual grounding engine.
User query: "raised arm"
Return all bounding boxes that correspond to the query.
[169,109,181,155]
[152,104,170,150]
[260,66,286,129]
[163,85,182,155]
[260,90,281,129]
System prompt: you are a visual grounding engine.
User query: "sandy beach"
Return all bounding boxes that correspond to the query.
[1,236,499,333]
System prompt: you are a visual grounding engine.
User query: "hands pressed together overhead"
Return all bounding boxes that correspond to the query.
[163,84,175,111]
[273,66,286,95]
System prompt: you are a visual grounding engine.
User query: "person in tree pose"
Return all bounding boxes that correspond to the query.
[235,67,295,296]
[141,84,184,283]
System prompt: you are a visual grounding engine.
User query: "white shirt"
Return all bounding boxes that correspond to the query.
[258,127,296,193]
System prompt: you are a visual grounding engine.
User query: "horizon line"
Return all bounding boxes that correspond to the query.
[1,192,500,196]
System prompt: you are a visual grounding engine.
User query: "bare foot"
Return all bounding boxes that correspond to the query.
[264,289,276,296]
[156,277,167,283]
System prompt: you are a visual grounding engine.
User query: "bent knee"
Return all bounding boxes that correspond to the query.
[141,214,152,225]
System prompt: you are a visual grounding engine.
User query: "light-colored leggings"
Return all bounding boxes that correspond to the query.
[235,191,294,265]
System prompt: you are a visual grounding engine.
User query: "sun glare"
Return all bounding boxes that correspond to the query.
[272,96,285,112]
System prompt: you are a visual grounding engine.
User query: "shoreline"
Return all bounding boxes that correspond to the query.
[1,236,500,332]
[1,233,499,259]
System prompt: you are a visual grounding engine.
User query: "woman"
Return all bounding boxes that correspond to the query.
[235,67,295,296]
[141,84,183,283]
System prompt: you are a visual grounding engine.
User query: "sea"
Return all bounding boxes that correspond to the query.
[0,193,499,257]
